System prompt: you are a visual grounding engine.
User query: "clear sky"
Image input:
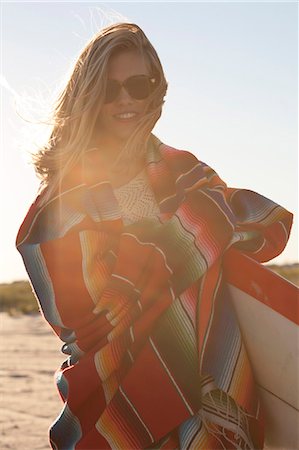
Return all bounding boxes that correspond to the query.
[1,1,298,283]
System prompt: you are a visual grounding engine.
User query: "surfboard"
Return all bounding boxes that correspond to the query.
[223,250,299,450]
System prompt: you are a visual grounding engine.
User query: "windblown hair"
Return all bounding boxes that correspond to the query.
[33,23,167,200]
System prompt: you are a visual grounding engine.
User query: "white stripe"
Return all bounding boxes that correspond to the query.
[159,192,179,205]
[127,349,134,363]
[111,273,135,287]
[89,180,109,189]
[149,338,194,415]
[122,233,173,275]
[119,386,155,443]
[201,189,235,229]
[169,285,176,302]
[279,220,289,241]
[176,162,202,183]
[134,287,141,295]
[199,271,222,371]
[160,163,203,206]
[130,326,135,343]
[137,300,143,311]
[250,236,266,255]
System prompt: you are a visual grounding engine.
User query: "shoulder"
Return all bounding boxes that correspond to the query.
[158,142,225,188]
[159,142,200,166]
[159,143,202,176]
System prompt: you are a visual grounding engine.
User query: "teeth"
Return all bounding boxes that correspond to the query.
[115,112,136,119]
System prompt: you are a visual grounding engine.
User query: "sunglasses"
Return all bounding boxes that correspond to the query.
[104,75,157,103]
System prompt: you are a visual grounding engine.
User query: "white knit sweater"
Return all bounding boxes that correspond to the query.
[114,169,160,225]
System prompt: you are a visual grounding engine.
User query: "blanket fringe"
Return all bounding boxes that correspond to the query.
[200,388,255,449]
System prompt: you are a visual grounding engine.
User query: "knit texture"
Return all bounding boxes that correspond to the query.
[114,169,159,225]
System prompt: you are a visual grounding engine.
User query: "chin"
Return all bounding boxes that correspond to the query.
[115,129,137,145]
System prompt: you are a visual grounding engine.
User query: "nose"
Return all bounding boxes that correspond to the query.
[116,86,133,104]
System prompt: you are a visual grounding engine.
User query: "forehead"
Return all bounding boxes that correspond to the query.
[107,49,150,80]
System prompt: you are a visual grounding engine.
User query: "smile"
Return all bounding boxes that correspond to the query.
[113,112,138,120]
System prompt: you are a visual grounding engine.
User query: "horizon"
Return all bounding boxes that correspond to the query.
[1,2,298,283]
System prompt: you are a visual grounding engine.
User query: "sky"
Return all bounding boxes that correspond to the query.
[1,1,298,284]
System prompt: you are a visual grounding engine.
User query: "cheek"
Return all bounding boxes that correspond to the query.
[100,104,111,118]
[138,99,151,116]
[97,106,112,127]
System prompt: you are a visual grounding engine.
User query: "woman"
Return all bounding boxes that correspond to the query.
[16,23,292,449]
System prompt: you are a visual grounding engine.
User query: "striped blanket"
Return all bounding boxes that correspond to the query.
[16,136,292,449]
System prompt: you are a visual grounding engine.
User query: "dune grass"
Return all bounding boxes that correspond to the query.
[266,263,299,287]
[1,264,298,315]
[0,281,39,315]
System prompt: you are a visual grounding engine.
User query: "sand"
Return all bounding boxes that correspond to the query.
[0,312,65,450]
[0,313,294,450]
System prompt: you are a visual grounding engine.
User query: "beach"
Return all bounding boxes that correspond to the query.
[1,312,64,450]
[1,311,296,450]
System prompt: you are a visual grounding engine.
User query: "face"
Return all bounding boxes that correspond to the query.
[97,49,151,151]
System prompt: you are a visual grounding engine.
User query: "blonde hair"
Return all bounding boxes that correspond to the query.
[33,23,167,200]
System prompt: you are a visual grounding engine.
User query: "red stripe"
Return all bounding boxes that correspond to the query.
[223,249,299,324]
[122,340,193,441]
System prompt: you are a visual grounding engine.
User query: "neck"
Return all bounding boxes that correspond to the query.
[88,134,146,186]
[91,135,124,167]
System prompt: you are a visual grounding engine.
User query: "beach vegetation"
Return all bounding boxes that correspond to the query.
[0,264,298,315]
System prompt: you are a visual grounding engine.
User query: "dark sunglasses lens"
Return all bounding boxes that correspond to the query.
[104,76,156,103]
[126,76,152,100]
[105,80,120,103]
